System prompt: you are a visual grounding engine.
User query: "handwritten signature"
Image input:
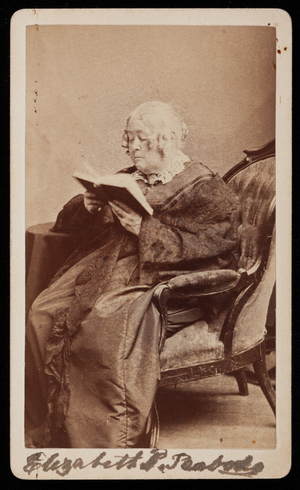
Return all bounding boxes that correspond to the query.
[23,449,264,478]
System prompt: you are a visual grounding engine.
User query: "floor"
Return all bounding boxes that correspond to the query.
[156,353,276,449]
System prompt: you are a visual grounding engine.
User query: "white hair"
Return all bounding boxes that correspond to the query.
[122,101,188,154]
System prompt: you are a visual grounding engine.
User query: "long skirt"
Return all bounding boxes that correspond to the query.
[25,250,162,448]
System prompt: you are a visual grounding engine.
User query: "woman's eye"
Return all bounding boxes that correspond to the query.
[128,134,147,143]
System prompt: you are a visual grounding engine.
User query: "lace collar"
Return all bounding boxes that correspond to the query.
[131,150,191,186]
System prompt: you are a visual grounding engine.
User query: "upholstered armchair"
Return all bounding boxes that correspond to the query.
[154,139,276,420]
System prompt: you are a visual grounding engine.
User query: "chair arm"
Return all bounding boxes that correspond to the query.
[153,269,250,353]
[167,269,242,296]
[152,269,244,353]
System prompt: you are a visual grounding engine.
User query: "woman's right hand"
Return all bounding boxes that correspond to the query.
[83,191,107,214]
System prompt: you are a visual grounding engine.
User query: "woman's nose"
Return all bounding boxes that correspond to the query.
[132,137,141,151]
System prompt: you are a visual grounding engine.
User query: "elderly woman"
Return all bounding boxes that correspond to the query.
[25,101,240,449]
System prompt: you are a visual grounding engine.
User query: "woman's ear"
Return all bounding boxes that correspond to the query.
[156,132,170,156]
[158,131,175,145]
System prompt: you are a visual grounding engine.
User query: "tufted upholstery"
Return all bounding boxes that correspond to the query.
[227,157,275,270]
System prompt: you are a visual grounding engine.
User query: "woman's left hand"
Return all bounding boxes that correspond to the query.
[108,200,142,236]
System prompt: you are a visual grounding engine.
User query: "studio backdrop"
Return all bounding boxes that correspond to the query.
[25,25,276,228]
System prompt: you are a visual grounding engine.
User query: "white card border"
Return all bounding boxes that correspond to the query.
[10,8,292,480]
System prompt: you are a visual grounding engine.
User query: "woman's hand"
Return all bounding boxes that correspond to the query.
[109,200,142,236]
[83,191,107,214]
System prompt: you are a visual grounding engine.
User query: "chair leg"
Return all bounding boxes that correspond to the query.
[233,368,249,396]
[253,357,276,415]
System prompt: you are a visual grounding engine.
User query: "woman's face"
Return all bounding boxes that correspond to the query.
[126,118,176,175]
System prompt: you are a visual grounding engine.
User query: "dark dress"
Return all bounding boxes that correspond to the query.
[25,160,240,448]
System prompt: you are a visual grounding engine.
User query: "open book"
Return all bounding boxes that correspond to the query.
[73,171,153,216]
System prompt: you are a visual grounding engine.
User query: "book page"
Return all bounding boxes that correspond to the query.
[73,171,153,215]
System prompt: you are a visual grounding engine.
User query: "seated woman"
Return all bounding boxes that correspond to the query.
[25,101,240,449]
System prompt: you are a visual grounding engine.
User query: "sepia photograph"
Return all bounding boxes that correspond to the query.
[10,8,292,479]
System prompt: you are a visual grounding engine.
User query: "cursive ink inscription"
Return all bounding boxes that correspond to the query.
[23,449,264,478]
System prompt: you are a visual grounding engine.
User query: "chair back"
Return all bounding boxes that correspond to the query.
[223,140,275,272]
[222,140,276,354]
